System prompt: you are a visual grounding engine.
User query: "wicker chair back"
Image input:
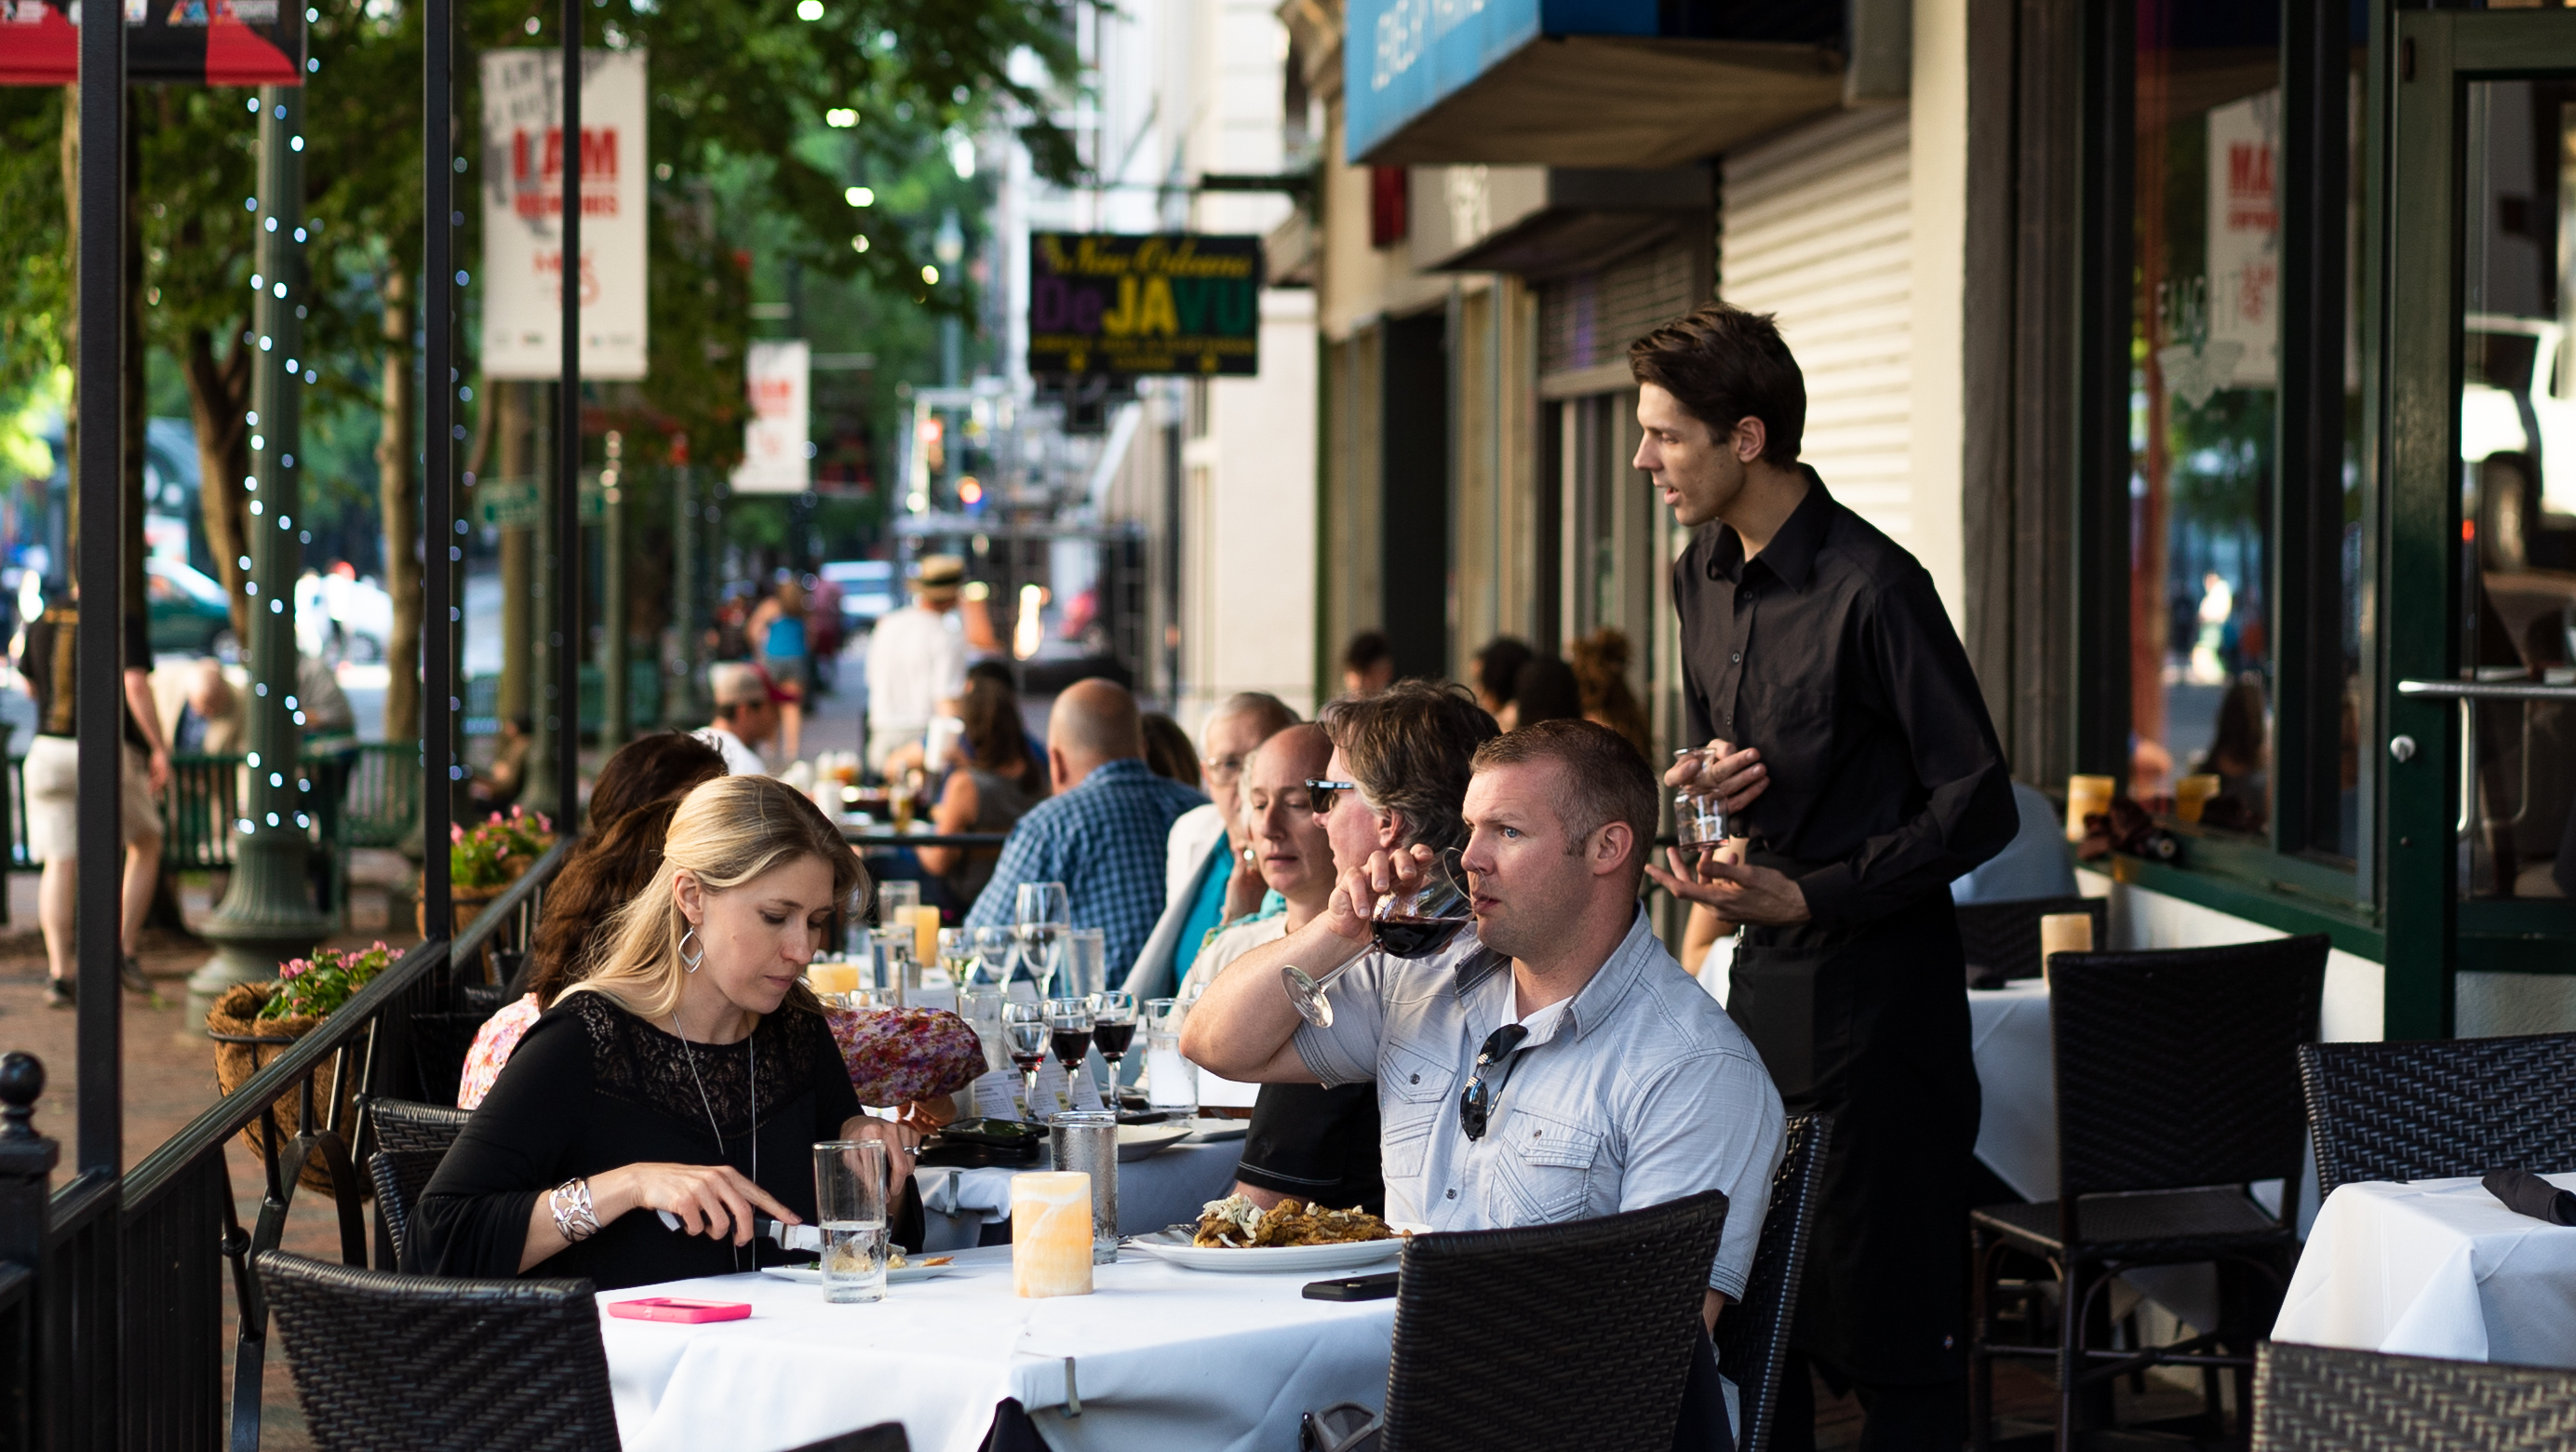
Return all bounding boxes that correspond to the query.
[1378,1189,1728,1452]
[2299,1032,2576,1197]
[256,1250,624,1452]
[2048,935,2328,1201]
[1715,1115,1830,1452]
[365,1096,473,1156]
[2253,1340,2576,1451]
[368,1149,447,1271]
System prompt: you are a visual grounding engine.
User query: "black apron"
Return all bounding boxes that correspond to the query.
[1727,872,1980,1386]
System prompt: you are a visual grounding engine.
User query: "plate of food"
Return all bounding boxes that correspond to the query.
[1185,1117,1249,1142]
[760,1251,960,1286]
[1127,1195,1406,1273]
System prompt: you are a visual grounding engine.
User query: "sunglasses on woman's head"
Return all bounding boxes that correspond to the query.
[1305,778,1358,814]
[1458,1023,1532,1141]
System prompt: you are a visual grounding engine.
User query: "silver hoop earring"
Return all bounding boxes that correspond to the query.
[678,927,704,973]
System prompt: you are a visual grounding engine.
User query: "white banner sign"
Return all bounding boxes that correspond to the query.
[2204,88,2279,391]
[480,47,648,379]
[731,340,811,493]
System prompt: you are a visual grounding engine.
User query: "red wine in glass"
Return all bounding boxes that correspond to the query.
[1009,1047,1047,1075]
[1091,1020,1136,1057]
[1051,1027,1093,1073]
[1373,913,1471,958]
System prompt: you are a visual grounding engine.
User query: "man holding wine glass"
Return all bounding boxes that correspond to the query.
[1183,717,1786,1345]
[1630,302,2016,1451]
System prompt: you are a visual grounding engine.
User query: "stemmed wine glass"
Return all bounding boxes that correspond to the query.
[967,925,1016,991]
[1000,1002,1050,1122]
[1014,881,1069,994]
[1281,847,1471,1028]
[1043,997,1095,1119]
[1090,989,1138,1113]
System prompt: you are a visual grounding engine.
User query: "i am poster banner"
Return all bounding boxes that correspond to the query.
[479,47,648,380]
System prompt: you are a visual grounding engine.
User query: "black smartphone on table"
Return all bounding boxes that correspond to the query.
[1302,1271,1399,1301]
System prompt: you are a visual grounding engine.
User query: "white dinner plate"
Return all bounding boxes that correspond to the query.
[1185,1118,1249,1142]
[759,1259,960,1286]
[1126,1229,1403,1274]
[1118,1123,1192,1161]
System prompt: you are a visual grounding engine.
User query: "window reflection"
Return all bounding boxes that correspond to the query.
[2129,4,2281,834]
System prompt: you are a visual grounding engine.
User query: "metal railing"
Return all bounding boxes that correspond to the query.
[0,838,567,1451]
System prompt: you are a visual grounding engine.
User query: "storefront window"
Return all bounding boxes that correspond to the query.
[2128,5,2282,834]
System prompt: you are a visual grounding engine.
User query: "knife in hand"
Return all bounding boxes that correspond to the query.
[651,1208,822,1251]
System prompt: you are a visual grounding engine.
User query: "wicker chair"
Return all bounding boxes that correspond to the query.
[257,1251,910,1452]
[1368,1188,1731,1452]
[2252,1340,2576,1451]
[2298,1032,2576,1198]
[368,1149,447,1271]
[364,1096,473,1156]
[1716,1114,1831,1452]
[1969,934,2328,1450]
[1955,894,2108,988]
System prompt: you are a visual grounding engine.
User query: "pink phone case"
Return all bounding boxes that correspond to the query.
[606,1297,752,1324]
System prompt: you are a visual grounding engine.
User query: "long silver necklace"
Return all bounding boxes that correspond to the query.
[672,1010,757,1271]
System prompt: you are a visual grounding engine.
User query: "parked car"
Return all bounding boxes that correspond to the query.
[2461,314,2576,570]
[821,559,897,630]
[145,558,235,657]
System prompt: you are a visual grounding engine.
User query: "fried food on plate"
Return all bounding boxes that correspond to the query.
[1192,1194,1394,1248]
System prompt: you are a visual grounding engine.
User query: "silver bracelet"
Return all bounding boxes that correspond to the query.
[549,1176,600,1244]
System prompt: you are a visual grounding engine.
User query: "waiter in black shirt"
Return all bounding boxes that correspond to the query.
[1631,303,2015,1451]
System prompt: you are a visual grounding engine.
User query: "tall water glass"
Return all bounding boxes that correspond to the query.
[877,879,922,921]
[1052,927,1108,1002]
[1143,997,1197,1116]
[957,988,1005,1073]
[1047,1111,1120,1265]
[812,1140,890,1303]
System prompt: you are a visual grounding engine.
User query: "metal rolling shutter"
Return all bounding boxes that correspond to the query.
[1720,108,1916,544]
[1539,235,1704,378]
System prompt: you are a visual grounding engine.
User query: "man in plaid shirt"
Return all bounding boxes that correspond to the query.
[964,679,1207,976]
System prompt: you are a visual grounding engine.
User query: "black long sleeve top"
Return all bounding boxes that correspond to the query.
[1671,473,2017,927]
[411,988,863,1291]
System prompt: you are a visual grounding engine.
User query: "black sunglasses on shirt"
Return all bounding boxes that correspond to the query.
[1458,1024,1533,1141]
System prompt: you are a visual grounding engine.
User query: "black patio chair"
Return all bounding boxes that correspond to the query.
[2252,1340,2576,1451]
[1716,1114,1831,1452]
[2298,1032,2576,1198]
[1955,894,2108,988]
[364,1096,473,1156]
[257,1250,910,1452]
[367,1149,447,1271]
[1308,1188,1730,1452]
[1969,934,2328,1450]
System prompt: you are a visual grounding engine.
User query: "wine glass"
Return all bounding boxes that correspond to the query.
[1043,996,1094,1119]
[1091,989,1137,1112]
[969,925,1017,992]
[1001,1001,1050,1122]
[1014,881,1069,989]
[1281,848,1471,1028]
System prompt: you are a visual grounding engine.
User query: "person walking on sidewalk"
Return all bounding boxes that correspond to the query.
[865,556,969,774]
[17,590,169,1006]
[1632,302,2016,1451]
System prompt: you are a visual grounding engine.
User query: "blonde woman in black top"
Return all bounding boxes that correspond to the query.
[416,774,919,1290]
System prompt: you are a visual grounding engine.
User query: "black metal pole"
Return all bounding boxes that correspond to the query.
[423,0,453,933]
[74,0,126,1180]
[556,0,581,828]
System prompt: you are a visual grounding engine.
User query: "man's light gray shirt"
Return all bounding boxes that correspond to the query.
[1292,909,1786,1298]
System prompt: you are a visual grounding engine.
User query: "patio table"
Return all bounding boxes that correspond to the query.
[917,1132,1247,1250]
[599,1244,1397,1452]
[2272,1172,2576,1369]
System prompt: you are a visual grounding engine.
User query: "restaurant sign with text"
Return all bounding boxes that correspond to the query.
[1028,234,1261,378]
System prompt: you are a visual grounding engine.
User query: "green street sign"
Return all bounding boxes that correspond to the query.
[475,477,541,528]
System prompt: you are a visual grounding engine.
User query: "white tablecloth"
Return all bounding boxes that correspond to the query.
[2273,1174,2576,1368]
[918,1136,1247,1250]
[602,1244,1397,1452]
[1966,981,2057,1200]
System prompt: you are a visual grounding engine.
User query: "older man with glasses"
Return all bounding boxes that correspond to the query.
[1187,716,1786,1346]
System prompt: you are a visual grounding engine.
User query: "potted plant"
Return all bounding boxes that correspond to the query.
[207,941,398,1192]
[420,805,555,937]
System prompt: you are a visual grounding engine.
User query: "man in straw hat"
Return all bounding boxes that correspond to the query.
[864,554,971,773]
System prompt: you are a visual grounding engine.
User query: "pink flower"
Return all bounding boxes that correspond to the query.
[279,960,308,980]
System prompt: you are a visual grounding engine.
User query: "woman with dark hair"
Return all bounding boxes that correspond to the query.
[1501,656,1584,732]
[1471,636,1535,720]
[1140,711,1202,786]
[585,731,730,829]
[916,675,1047,907]
[1570,627,1654,760]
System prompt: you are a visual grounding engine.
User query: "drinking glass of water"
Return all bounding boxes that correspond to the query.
[1143,997,1196,1116]
[811,1140,890,1304]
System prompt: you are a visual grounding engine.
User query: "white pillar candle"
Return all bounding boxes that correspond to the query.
[1012,1172,1095,1298]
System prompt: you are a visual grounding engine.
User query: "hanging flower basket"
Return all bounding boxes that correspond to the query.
[207,942,396,1195]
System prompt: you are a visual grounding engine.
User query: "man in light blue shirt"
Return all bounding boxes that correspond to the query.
[1186,719,1786,1328]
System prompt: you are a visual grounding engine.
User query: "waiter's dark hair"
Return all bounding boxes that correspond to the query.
[1320,680,1498,854]
[1629,302,1806,466]
[1472,719,1659,884]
